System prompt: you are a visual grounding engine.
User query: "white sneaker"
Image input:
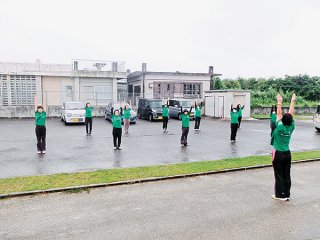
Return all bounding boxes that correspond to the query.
[37,151,41,154]
[42,151,46,154]
[271,195,289,201]
[114,147,117,150]
[117,147,122,150]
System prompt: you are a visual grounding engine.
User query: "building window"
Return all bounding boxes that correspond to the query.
[66,86,73,97]
[183,83,201,97]
[9,75,36,106]
[0,75,8,106]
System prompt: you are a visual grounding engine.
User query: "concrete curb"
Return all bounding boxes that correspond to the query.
[1,158,319,199]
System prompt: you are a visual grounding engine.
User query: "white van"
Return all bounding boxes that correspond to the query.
[61,102,86,125]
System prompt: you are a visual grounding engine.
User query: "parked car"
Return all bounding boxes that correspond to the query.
[61,102,86,125]
[105,102,137,123]
[314,104,320,132]
[168,99,195,120]
[137,99,163,121]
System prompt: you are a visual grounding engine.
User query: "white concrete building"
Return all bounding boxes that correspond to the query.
[204,90,251,119]
[0,59,127,107]
[127,64,221,105]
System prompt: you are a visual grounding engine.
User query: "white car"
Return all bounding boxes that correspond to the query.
[61,102,86,125]
[314,104,320,132]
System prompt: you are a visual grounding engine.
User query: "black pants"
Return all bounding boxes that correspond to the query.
[194,117,201,129]
[163,116,168,130]
[238,116,242,128]
[85,117,92,134]
[272,150,291,198]
[112,128,122,147]
[270,122,276,137]
[230,123,238,141]
[35,125,46,152]
[181,127,189,145]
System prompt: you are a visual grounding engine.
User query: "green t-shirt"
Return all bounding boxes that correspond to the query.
[181,113,190,128]
[195,106,202,117]
[112,115,122,128]
[230,111,239,124]
[124,108,131,119]
[85,107,93,118]
[35,111,46,126]
[237,107,243,117]
[270,113,277,123]
[272,120,295,152]
[162,106,169,117]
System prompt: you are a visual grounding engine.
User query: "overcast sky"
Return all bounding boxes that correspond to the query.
[0,0,319,78]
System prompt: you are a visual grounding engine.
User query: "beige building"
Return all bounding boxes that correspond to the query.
[0,59,127,107]
[127,64,221,105]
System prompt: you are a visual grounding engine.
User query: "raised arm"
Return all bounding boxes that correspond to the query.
[289,93,296,117]
[242,105,245,110]
[111,107,114,116]
[189,106,193,115]
[180,106,183,114]
[200,102,203,109]
[43,94,47,112]
[231,104,233,112]
[34,95,38,112]
[276,94,283,122]
[120,107,123,116]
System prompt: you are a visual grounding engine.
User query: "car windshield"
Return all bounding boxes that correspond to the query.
[66,102,84,110]
[150,101,162,108]
[181,101,192,108]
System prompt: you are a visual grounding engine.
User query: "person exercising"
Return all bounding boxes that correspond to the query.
[271,93,296,201]
[180,105,193,146]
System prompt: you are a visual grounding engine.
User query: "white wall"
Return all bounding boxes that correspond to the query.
[205,91,251,119]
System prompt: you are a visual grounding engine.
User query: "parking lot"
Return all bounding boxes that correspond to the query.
[0,117,319,179]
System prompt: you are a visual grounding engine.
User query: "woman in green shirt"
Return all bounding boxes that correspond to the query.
[34,96,47,154]
[111,106,123,150]
[180,105,193,146]
[123,104,131,134]
[236,104,245,128]
[85,103,93,136]
[230,105,239,142]
[270,105,277,137]
[194,101,202,130]
[162,100,169,132]
[271,93,296,201]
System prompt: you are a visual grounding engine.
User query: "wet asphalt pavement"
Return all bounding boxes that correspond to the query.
[1,161,319,240]
[0,117,320,178]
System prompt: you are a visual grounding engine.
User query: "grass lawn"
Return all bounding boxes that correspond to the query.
[252,114,313,120]
[1,150,320,195]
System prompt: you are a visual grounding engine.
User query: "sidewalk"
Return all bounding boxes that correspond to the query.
[1,161,319,240]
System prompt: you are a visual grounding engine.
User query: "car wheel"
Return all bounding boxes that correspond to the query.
[316,127,320,132]
[105,113,108,120]
[149,114,153,122]
[64,120,68,126]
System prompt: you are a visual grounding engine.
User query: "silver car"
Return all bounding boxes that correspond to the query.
[61,102,86,125]
[168,99,195,120]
